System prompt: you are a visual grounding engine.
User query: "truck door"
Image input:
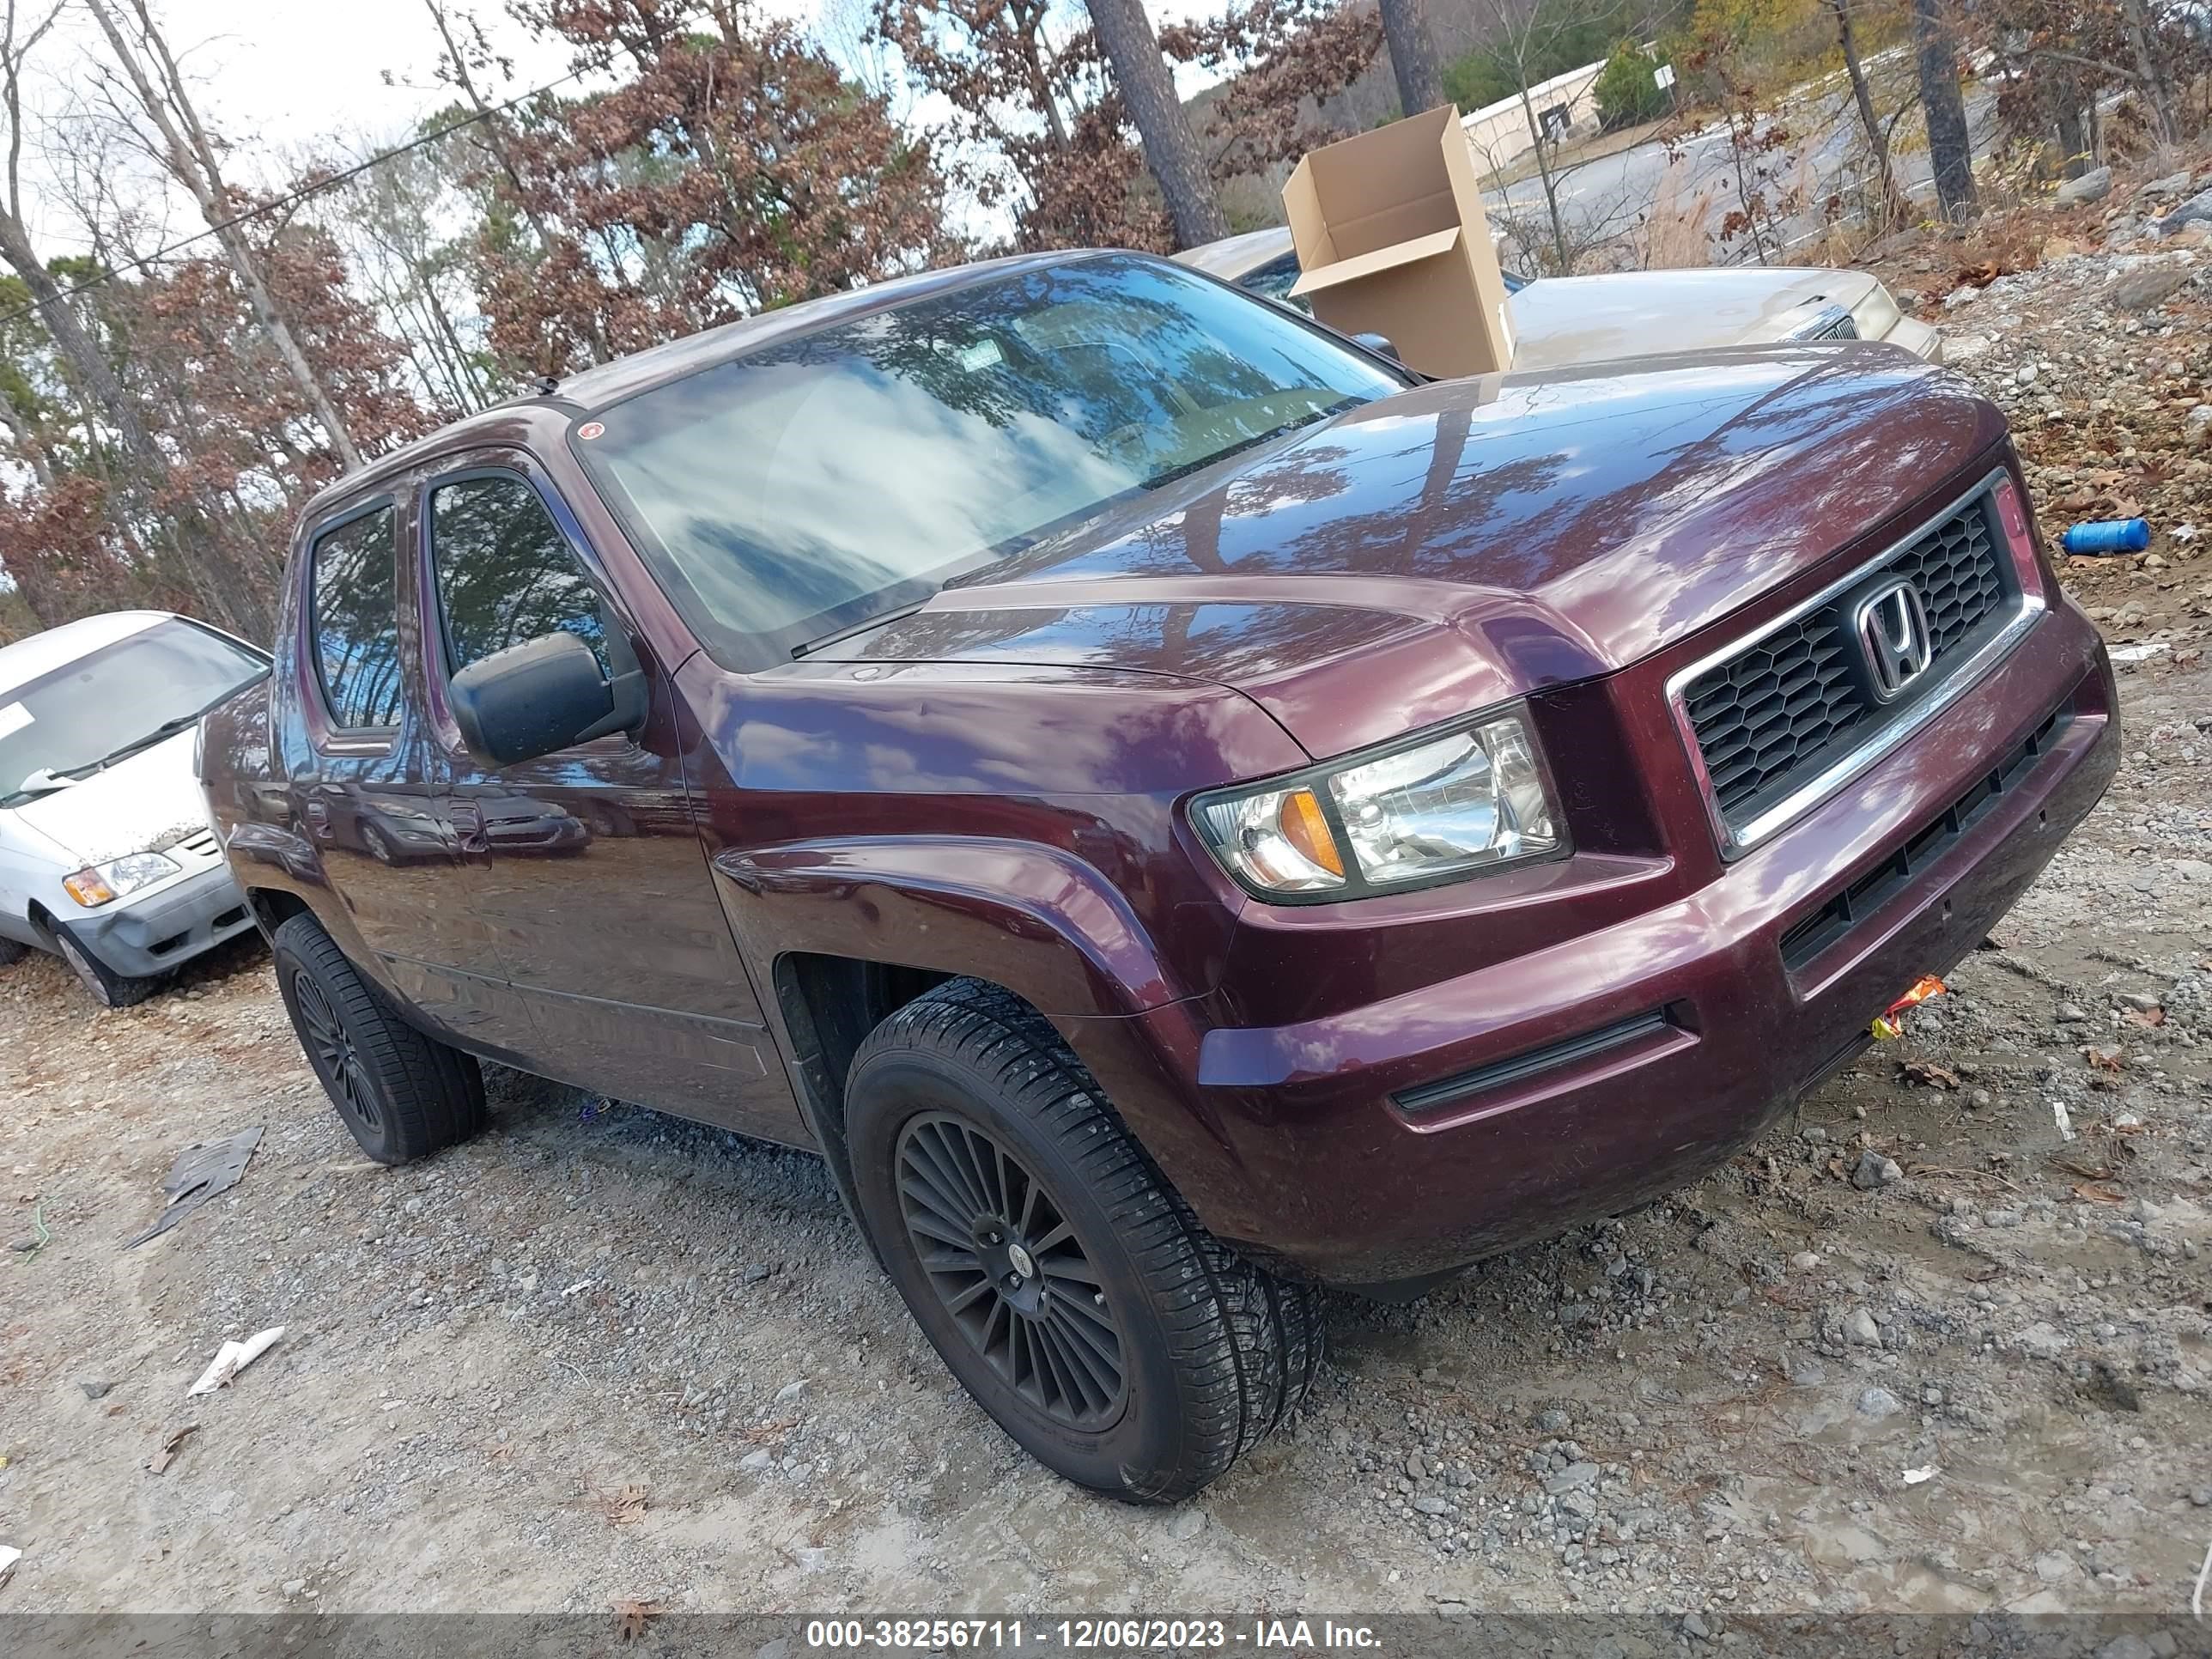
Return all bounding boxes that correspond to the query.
[415,458,789,1133]
[290,495,535,1050]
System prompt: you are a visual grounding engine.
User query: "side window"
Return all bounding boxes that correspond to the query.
[1241,253,1311,314]
[309,506,404,731]
[428,475,610,678]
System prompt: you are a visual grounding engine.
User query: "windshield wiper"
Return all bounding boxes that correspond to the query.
[1140,399,1356,493]
[790,599,933,661]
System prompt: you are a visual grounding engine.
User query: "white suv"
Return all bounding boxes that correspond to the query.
[0,611,268,1006]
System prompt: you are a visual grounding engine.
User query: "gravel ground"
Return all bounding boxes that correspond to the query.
[5,204,2212,1627]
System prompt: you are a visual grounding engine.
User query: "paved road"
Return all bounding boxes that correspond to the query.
[1480,58,2000,270]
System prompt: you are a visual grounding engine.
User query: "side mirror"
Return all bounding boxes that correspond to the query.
[1352,331,1403,363]
[450,632,642,767]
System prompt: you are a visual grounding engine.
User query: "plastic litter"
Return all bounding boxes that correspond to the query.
[2051,1100,2075,1143]
[187,1326,285,1396]
[0,1545,19,1589]
[128,1127,262,1247]
[1902,1466,1939,1486]
[1871,975,1947,1040]
[2060,518,2149,555]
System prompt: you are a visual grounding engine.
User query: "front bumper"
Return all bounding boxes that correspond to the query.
[73,861,257,977]
[1088,611,2115,1289]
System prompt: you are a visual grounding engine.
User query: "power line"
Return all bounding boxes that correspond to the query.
[0,63,587,333]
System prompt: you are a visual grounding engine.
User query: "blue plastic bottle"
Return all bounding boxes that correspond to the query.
[2060,518,2150,555]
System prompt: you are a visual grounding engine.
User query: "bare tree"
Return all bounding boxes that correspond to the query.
[1912,0,1977,222]
[1830,0,1909,223]
[1084,0,1227,247]
[2117,0,2182,146]
[82,0,365,469]
[1376,0,1443,117]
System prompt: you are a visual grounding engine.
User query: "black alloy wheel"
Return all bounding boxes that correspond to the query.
[293,969,381,1137]
[895,1111,1127,1431]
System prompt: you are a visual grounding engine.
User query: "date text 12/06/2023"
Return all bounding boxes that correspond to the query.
[803,1619,1385,1650]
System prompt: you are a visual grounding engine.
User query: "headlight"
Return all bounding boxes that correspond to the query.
[1193,708,1562,900]
[64,852,181,908]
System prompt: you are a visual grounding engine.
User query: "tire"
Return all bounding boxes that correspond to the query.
[844,978,1322,1504]
[0,935,27,967]
[271,913,486,1164]
[54,927,162,1009]
[362,823,395,865]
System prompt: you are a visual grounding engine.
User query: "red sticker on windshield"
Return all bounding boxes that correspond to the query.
[577,421,605,441]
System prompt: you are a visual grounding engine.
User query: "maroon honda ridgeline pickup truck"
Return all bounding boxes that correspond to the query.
[198,251,2117,1502]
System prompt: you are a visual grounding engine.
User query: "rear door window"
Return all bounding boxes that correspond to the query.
[428,474,610,678]
[308,506,403,731]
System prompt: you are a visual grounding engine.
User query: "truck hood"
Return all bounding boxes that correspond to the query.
[817,343,2004,758]
[1507,268,1882,372]
[6,729,212,868]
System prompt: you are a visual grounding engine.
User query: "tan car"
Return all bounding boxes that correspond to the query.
[1176,226,1942,369]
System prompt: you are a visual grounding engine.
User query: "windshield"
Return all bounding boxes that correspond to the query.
[0,619,268,805]
[574,253,1404,664]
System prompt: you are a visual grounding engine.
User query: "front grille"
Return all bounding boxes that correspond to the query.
[1681,490,2014,831]
[1779,708,2069,971]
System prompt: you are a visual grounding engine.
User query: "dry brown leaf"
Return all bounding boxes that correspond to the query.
[2071,1182,2127,1205]
[612,1598,663,1641]
[2082,1046,2126,1073]
[147,1423,198,1475]
[1900,1060,1961,1089]
[2124,1006,2166,1028]
[586,1478,649,1526]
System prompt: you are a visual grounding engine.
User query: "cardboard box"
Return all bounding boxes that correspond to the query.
[1282,106,1516,380]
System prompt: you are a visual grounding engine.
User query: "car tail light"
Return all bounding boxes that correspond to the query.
[1991,474,2048,603]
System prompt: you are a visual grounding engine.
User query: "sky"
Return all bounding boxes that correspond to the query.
[19,0,1223,255]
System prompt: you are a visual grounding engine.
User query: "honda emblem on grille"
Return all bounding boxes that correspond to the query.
[1852,577,1933,702]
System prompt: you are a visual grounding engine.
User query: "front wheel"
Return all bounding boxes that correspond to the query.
[844,979,1322,1503]
[54,927,161,1008]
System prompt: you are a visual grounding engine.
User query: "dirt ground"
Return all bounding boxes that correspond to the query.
[7,202,2212,1629]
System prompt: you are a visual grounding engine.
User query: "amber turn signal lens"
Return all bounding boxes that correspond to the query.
[63,869,118,907]
[1277,789,1344,878]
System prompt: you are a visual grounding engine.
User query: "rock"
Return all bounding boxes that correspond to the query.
[2057,167,2112,206]
[1165,1506,1206,1540]
[1534,1407,1571,1434]
[1412,1493,1452,1516]
[2118,992,2163,1014]
[282,1578,307,1597]
[2190,1487,2212,1506]
[1856,1386,1905,1419]
[2033,1550,2077,1583]
[7,1234,37,1253]
[78,1378,113,1401]
[1543,1461,1600,1495]
[1850,1151,1903,1191]
[1788,1250,1820,1272]
[1682,1612,1711,1640]
[774,1379,808,1403]
[2158,185,2212,234]
[1406,1450,1426,1481]
[2138,169,2194,200]
[2097,1635,2157,1659]
[2111,264,2195,311]
[2178,859,2212,881]
[738,1449,773,1472]
[1787,1355,1826,1386]
[1843,1307,1882,1346]
[2057,1003,2089,1022]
